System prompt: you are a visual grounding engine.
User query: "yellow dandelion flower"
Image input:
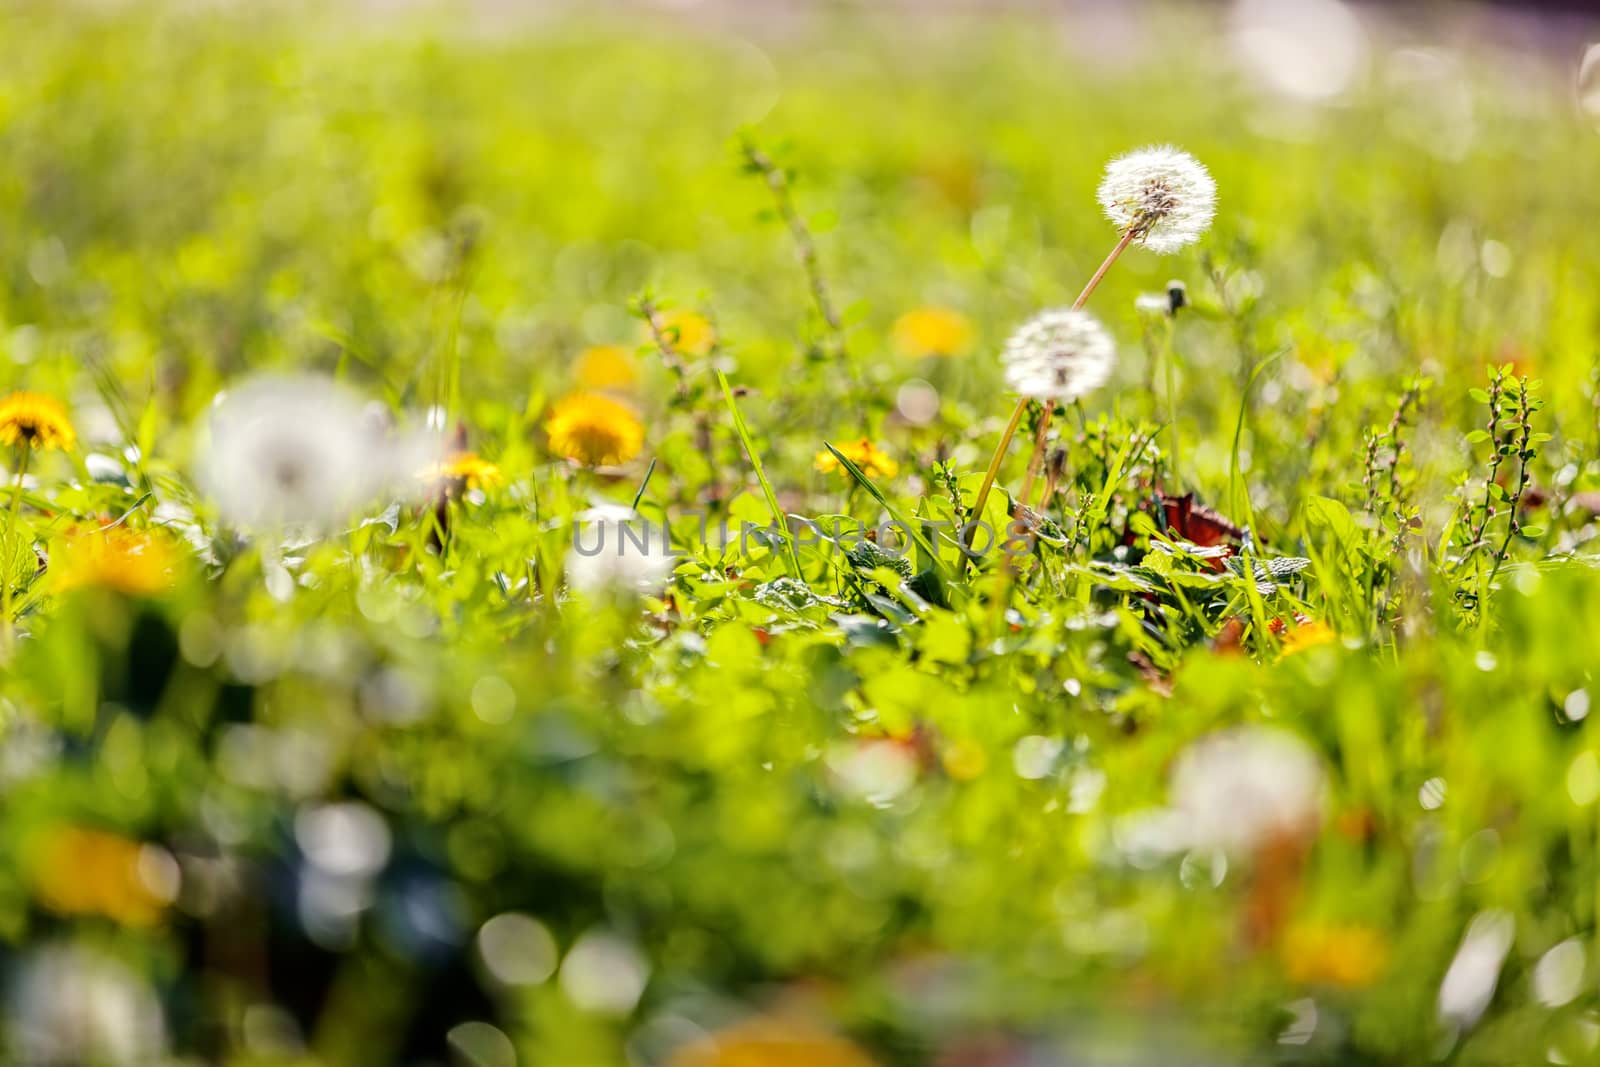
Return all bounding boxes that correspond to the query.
[52,528,177,597]
[0,392,75,452]
[1281,619,1336,657]
[653,310,716,357]
[422,451,502,489]
[815,438,898,481]
[665,1017,879,1067]
[574,344,640,392]
[29,826,175,927]
[546,392,644,467]
[1282,922,1390,988]
[891,306,974,359]
[941,738,988,781]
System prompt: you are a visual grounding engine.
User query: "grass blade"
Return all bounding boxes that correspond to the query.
[823,442,948,576]
[717,371,803,579]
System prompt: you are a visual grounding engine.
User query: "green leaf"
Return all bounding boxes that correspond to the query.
[822,442,949,581]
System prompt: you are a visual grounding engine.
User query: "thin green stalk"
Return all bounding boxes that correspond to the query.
[3,444,32,655]
[1161,317,1182,492]
[1228,350,1285,537]
[965,398,1029,553]
[716,371,802,579]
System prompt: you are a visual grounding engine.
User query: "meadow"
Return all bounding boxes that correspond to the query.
[3,2,1600,1064]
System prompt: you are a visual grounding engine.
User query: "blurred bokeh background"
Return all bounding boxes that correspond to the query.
[4,1,1600,1066]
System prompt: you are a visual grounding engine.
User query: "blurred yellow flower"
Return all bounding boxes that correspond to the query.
[892,307,974,359]
[665,1018,878,1067]
[546,393,644,467]
[654,310,716,357]
[1281,619,1336,656]
[0,392,75,451]
[423,451,502,488]
[29,826,175,927]
[574,344,639,392]
[1282,922,1390,988]
[815,438,898,481]
[52,528,177,597]
[941,738,988,781]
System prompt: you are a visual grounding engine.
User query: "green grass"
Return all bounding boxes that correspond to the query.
[2,3,1600,1065]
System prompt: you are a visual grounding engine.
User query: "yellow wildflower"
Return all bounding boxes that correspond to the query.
[52,528,177,597]
[423,451,502,489]
[0,391,75,451]
[546,393,645,467]
[29,826,175,927]
[1282,922,1390,988]
[574,344,639,392]
[665,1018,879,1067]
[654,310,716,357]
[1281,619,1336,657]
[891,306,974,359]
[815,438,898,481]
[941,738,988,781]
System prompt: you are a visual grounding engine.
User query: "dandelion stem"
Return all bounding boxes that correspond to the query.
[1163,318,1182,493]
[2,444,32,655]
[1073,228,1140,314]
[966,398,1029,552]
[972,228,1136,544]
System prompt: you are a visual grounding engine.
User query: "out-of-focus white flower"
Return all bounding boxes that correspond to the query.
[1169,726,1325,856]
[1097,146,1217,254]
[1000,309,1116,402]
[1438,909,1515,1030]
[197,374,440,531]
[6,944,167,1065]
[564,505,677,597]
[1229,0,1368,103]
[559,929,649,1015]
[1579,44,1600,130]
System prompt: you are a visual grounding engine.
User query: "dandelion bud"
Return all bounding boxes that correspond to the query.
[1046,446,1069,485]
[1167,279,1188,312]
[1000,309,1116,402]
[1097,145,1217,254]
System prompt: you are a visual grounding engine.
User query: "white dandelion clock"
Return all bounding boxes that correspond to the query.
[565,505,678,597]
[197,374,439,532]
[1169,726,1325,856]
[1000,309,1116,402]
[1097,146,1218,254]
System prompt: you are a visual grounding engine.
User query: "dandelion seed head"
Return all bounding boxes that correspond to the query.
[1170,725,1325,856]
[565,505,677,598]
[1097,146,1217,254]
[1000,309,1116,402]
[198,375,436,532]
